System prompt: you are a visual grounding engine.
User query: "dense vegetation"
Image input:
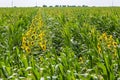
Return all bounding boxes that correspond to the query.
[0,7,120,80]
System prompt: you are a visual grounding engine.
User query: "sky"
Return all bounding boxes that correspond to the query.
[0,0,120,7]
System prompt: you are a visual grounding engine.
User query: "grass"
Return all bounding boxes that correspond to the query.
[0,7,120,79]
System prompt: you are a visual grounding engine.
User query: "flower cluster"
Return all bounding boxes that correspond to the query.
[97,32,117,56]
[21,11,46,54]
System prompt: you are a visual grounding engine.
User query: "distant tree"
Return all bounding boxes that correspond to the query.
[82,5,88,7]
[67,5,69,7]
[43,5,47,7]
[78,5,81,7]
[14,6,17,8]
[72,5,76,7]
[68,5,72,7]
[55,5,59,7]
[62,5,66,7]
[59,5,62,7]
[67,5,76,7]
[66,5,74,7]
[49,6,53,7]
[66,5,69,7]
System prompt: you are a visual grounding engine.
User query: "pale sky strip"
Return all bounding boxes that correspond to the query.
[0,0,120,7]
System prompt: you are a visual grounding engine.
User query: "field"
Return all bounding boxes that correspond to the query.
[0,7,120,79]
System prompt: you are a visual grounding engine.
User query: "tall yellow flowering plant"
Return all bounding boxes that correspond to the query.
[97,32,118,58]
[21,10,46,54]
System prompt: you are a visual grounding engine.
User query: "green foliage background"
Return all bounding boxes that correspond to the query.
[0,7,120,80]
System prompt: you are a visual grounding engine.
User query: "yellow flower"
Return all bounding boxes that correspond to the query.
[41,44,46,51]
[32,31,36,35]
[26,41,31,47]
[31,23,35,27]
[26,31,31,37]
[99,36,102,42]
[112,42,117,48]
[39,42,42,46]
[79,57,83,63]
[21,45,26,49]
[30,41,34,46]
[43,40,46,45]
[97,43,101,53]
[21,54,27,59]
[25,46,31,53]
[21,38,27,49]
[39,42,46,51]
[107,44,111,49]
[113,49,117,57]
[38,20,43,27]
[29,27,33,30]
[32,19,36,23]
[22,37,26,42]
[91,28,95,34]
[31,35,36,40]
[39,32,45,39]
[98,48,101,53]
[79,57,82,61]
[22,40,26,45]
[102,32,107,40]
[109,35,113,40]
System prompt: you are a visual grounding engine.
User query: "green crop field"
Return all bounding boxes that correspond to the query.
[0,7,120,80]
